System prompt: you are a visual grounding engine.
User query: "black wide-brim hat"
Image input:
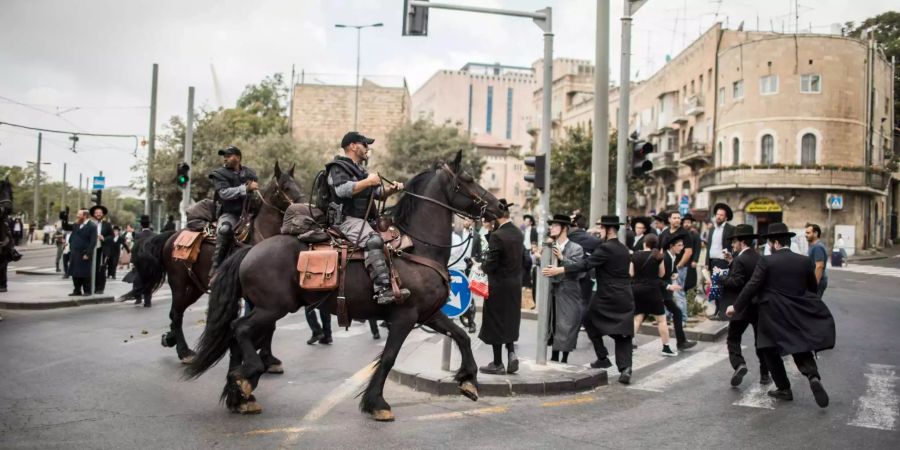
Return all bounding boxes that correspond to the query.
[547,214,574,227]
[631,216,652,230]
[713,202,734,221]
[760,222,795,239]
[597,215,624,226]
[89,205,108,216]
[523,214,535,223]
[652,212,669,226]
[730,224,758,240]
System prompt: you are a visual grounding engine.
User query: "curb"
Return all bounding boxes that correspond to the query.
[15,268,61,276]
[389,365,608,397]
[0,295,115,310]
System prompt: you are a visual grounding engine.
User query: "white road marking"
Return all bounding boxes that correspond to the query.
[733,382,776,410]
[831,265,900,279]
[587,341,670,376]
[8,266,38,271]
[629,350,728,392]
[848,364,899,431]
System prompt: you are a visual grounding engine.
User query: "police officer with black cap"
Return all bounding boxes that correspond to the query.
[208,145,258,280]
[326,132,407,304]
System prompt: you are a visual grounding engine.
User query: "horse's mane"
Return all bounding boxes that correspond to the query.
[392,167,439,228]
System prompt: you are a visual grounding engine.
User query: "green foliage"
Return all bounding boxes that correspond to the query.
[847,12,900,130]
[380,119,483,182]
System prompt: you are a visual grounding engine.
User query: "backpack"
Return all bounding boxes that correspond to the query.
[311,169,331,212]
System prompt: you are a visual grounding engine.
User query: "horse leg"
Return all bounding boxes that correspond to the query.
[164,288,198,364]
[227,309,284,414]
[257,323,283,374]
[360,308,417,422]
[427,313,479,401]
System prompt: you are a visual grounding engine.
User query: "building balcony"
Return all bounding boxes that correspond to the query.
[684,95,704,116]
[671,114,688,126]
[649,152,678,175]
[699,165,892,192]
[678,142,711,167]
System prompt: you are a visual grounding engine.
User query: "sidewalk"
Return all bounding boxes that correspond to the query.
[847,244,900,262]
[0,271,169,310]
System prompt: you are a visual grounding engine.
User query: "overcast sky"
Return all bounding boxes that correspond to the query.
[1,0,894,188]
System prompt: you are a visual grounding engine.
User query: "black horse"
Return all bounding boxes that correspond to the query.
[186,151,502,420]
[119,162,304,366]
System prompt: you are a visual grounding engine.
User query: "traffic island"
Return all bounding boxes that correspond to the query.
[15,267,61,276]
[0,293,115,310]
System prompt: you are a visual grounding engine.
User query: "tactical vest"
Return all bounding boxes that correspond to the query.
[326,157,375,220]
[209,166,258,216]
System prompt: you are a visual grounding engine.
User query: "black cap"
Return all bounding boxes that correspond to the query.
[218,145,242,157]
[341,131,374,149]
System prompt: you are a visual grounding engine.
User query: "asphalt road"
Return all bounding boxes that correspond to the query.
[1,252,898,449]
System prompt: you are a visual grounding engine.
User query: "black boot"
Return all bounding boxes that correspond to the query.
[365,236,409,305]
[209,225,234,283]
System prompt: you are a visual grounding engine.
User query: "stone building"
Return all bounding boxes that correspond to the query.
[533,24,896,252]
[290,79,411,166]
[413,62,537,211]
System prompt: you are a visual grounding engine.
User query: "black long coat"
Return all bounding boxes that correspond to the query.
[720,247,760,321]
[734,248,836,355]
[568,228,601,302]
[564,238,634,336]
[69,222,98,278]
[479,221,524,345]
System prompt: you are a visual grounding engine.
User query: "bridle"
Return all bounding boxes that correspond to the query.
[255,176,296,215]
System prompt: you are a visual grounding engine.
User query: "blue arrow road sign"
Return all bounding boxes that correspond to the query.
[92,176,106,190]
[442,269,472,319]
[679,194,690,216]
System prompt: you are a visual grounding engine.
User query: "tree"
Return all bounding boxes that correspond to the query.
[847,12,900,129]
[380,118,483,182]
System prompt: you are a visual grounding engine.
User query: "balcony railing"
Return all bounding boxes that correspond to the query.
[650,152,678,174]
[679,142,711,166]
[699,166,891,191]
[684,95,704,116]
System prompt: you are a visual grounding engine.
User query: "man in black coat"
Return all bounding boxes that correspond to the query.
[728,223,835,408]
[67,209,97,296]
[681,214,702,291]
[479,200,524,375]
[89,205,113,295]
[130,215,156,307]
[568,214,608,359]
[706,203,735,319]
[630,216,652,253]
[720,224,770,387]
[106,226,126,279]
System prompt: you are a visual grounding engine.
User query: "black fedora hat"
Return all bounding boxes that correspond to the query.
[631,215,652,230]
[523,214,535,223]
[682,213,695,222]
[652,212,669,226]
[596,215,624,226]
[89,205,108,216]
[760,222,795,239]
[547,214,574,227]
[730,224,758,240]
[139,214,151,226]
[713,202,734,221]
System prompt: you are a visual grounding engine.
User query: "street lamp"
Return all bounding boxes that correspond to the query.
[334,22,383,130]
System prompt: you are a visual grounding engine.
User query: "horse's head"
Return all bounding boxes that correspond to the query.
[263,161,304,211]
[0,174,13,220]
[436,150,502,221]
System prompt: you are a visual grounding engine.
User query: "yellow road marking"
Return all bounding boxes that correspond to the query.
[413,406,508,421]
[540,395,597,407]
[245,426,310,436]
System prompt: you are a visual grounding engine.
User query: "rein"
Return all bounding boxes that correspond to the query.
[250,178,296,241]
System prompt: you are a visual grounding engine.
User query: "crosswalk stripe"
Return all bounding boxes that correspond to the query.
[848,363,899,431]
[831,265,900,279]
[604,341,671,376]
[733,382,776,409]
[629,350,728,392]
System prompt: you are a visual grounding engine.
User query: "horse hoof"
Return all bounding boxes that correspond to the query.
[372,409,395,422]
[459,381,479,401]
[235,377,253,398]
[180,355,195,365]
[239,401,263,415]
[266,364,284,374]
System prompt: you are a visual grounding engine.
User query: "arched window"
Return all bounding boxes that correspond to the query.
[732,137,740,166]
[716,141,723,167]
[760,134,774,164]
[801,133,816,165]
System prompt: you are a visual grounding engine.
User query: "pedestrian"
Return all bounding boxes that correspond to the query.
[1,217,22,293]
[632,234,678,356]
[651,213,666,235]
[62,228,71,279]
[568,214,606,357]
[727,223,835,408]
[630,216,652,253]
[129,215,156,306]
[452,217,479,333]
[42,222,53,245]
[681,213,702,293]
[66,209,97,296]
[659,211,693,320]
[89,205,113,295]
[107,226,126,279]
[720,224,770,387]
[305,306,333,345]
[12,218,23,245]
[53,225,66,273]
[478,199,524,375]
[705,203,734,319]
[542,214,585,364]
[804,223,828,298]
[661,235,698,352]
[544,215,635,384]
[520,214,538,309]
[162,215,176,232]
[27,221,36,243]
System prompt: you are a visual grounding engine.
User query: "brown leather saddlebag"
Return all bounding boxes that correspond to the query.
[172,230,204,263]
[297,249,339,291]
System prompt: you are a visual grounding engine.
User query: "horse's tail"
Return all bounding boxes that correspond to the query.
[117,230,176,301]
[184,246,251,380]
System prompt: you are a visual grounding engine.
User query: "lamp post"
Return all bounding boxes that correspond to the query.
[334,22,383,130]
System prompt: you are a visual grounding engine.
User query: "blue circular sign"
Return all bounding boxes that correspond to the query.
[442,269,472,319]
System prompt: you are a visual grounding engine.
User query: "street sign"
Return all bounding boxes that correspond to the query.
[826,193,843,210]
[92,176,106,190]
[442,269,471,319]
[679,194,690,216]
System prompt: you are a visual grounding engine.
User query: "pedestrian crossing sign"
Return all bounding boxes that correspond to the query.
[826,193,843,210]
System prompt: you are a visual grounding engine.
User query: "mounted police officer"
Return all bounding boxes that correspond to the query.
[208,145,258,279]
[326,131,407,304]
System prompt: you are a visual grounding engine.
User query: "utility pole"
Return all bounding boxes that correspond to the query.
[78,173,83,210]
[288,65,295,135]
[615,0,647,243]
[61,163,67,212]
[33,133,42,224]
[334,23,383,130]
[146,63,159,223]
[180,86,195,227]
[590,0,611,223]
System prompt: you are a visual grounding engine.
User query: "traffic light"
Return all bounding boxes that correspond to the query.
[402,0,429,36]
[176,162,190,188]
[631,137,654,178]
[90,189,102,205]
[524,154,547,191]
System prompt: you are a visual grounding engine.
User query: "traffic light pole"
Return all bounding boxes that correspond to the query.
[33,133,42,225]
[590,0,610,223]
[615,0,647,244]
[180,86,195,228]
[145,63,159,223]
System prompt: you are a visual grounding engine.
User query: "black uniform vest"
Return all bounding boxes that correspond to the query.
[209,166,258,216]
[326,157,375,219]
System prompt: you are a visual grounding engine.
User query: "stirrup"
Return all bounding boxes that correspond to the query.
[374,287,410,305]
